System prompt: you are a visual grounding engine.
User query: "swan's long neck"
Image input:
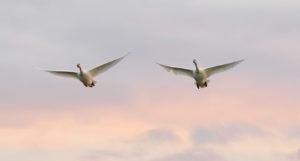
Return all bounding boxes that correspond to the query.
[77,65,83,74]
[194,62,200,73]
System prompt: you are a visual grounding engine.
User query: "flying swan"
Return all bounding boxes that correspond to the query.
[157,59,243,89]
[45,55,127,87]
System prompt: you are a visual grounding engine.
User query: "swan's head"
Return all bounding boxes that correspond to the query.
[193,59,197,65]
[77,63,81,69]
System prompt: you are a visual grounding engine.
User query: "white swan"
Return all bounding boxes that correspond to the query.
[157,59,243,89]
[45,55,127,88]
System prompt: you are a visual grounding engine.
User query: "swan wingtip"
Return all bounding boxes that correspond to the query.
[156,63,164,67]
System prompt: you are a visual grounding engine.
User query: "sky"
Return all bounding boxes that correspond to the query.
[0,0,300,161]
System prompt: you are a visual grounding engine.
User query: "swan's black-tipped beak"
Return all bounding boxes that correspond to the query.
[193,59,197,65]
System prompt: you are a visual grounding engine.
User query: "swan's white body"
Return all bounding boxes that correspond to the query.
[158,59,243,89]
[45,55,127,88]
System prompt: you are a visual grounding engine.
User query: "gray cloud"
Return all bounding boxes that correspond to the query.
[81,150,125,161]
[287,126,300,139]
[287,150,300,161]
[150,149,224,161]
[193,124,265,144]
[82,148,223,161]
[80,129,181,161]
[139,129,180,142]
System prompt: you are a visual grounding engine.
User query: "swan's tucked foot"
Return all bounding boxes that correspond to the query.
[196,83,200,89]
[203,81,208,88]
[87,81,96,87]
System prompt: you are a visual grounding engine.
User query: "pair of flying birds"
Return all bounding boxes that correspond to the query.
[45,55,243,89]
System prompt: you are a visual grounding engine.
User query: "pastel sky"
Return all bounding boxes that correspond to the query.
[0,0,300,161]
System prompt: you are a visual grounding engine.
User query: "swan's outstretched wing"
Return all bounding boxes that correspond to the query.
[45,71,78,79]
[204,59,243,77]
[88,55,127,77]
[157,63,194,78]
